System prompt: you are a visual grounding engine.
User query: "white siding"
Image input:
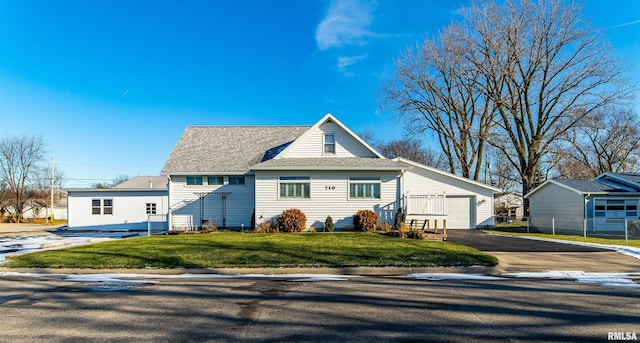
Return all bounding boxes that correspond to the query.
[255,170,401,229]
[67,191,168,230]
[528,183,584,232]
[281,121,378,158]
[169,175,255,229]
[402,167,494,228]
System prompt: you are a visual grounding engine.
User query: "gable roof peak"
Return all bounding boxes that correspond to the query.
[273,113,385,159]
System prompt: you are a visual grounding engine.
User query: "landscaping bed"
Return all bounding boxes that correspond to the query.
[3,232,497,269]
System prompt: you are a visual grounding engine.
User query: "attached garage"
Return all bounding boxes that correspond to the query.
[446,196,475,229]
[394,158,499,229]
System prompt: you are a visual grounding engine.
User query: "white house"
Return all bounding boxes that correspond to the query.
[66,176,169,231]
[161,114,498,231]
[526,173,640,236]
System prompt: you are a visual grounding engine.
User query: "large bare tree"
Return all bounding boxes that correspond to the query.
[463,0,631,207]
[555,106,640,179]
[384,0,631,213]
[377,139,447,169]
[382,24,496,180]
[0,134,47,222]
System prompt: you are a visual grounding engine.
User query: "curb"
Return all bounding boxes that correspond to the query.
[0,265,502,276]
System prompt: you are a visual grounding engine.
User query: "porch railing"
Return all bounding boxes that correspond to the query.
[406,193,446,215]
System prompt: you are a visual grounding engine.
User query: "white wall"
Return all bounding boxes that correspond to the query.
[528,183,584,233]
[281,121,378,158]
[169,175,255,229]
[255,170,402,229]
[401,166,495,228]
[68,190,168,230]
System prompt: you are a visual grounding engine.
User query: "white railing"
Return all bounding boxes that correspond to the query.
[406,193,446,215]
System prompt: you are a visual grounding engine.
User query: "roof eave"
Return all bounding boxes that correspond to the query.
[250,166,404,171]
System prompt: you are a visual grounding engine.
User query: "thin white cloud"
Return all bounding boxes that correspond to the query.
[316,0,376,50]
[608,19,640,30]
[337,54,368,70]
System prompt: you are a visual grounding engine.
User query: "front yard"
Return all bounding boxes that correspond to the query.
[3,232,497,269]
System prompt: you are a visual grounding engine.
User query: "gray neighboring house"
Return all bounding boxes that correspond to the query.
[161,113,499,231]
[526,173,640,235]
[67,176,169,231]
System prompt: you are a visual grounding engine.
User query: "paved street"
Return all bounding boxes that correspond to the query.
[1,274,639,342]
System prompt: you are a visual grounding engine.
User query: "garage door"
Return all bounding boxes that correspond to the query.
[446,196,474,229]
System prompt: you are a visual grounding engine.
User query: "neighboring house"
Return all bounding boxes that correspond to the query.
[161,113,498,230]
[526,173,640,234]
[66,176,169,231]
[494,192,524,222]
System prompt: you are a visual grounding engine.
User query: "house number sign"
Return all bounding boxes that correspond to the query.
[325,186,336,190]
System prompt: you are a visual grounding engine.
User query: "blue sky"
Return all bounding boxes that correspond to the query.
[1,0,639,187]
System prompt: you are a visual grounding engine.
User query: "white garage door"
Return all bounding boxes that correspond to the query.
[446,196,475,229]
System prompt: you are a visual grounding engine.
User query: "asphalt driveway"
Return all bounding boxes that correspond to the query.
[447,230,640,273]
[446,229,608,252]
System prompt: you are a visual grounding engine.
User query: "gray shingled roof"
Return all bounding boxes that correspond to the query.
[161,126,310,174]
[603,173,640,185]
[554,179,626,193]
[114,176,168,190]
[251,158,403,170]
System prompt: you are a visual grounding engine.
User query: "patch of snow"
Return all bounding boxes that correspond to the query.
[403,273,504,281]
[505,271,640,289]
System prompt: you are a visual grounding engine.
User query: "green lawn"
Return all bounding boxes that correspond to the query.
[488,230,640,248]
[3,232,497,269]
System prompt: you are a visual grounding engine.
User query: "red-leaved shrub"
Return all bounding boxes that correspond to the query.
[278,209,307,232]
[353,210,379,232]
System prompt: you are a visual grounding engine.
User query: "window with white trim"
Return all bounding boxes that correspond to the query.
[146,203,157,215]
[349,177,381,199]
[207,176,223,185]
[324,134,335,154]
[103,199,113,215]
[92,199,101,215]
[186,176,203,186]
[279,177,310,199]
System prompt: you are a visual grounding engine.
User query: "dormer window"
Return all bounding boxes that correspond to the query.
[324,134,335,154]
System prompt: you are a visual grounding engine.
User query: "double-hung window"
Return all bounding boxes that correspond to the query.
[324,134,335,154]
[103,199,113,215]
[349,177,381,199]
[92,199,101,215]
[92,199,113,215]
[279,176,310,199]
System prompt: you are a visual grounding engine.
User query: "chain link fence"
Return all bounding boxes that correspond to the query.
[493,216,640,244]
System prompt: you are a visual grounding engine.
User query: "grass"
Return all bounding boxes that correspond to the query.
[3,232,498,269]
[488,230,640,248]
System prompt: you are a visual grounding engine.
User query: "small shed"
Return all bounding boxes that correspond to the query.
[67,176,169,231]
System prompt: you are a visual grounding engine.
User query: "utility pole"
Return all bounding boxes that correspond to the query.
[50,158,54,222]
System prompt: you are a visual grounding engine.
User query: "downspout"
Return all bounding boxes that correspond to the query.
[167,175,172,231]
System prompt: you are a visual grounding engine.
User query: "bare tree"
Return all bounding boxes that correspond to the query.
[463,0,631,209]
[0,135,47,222]
[377,139,447,169]
[555,106,640,179]
[384,0,632,214]
[111,174,130,187]
[382,23,497,180]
